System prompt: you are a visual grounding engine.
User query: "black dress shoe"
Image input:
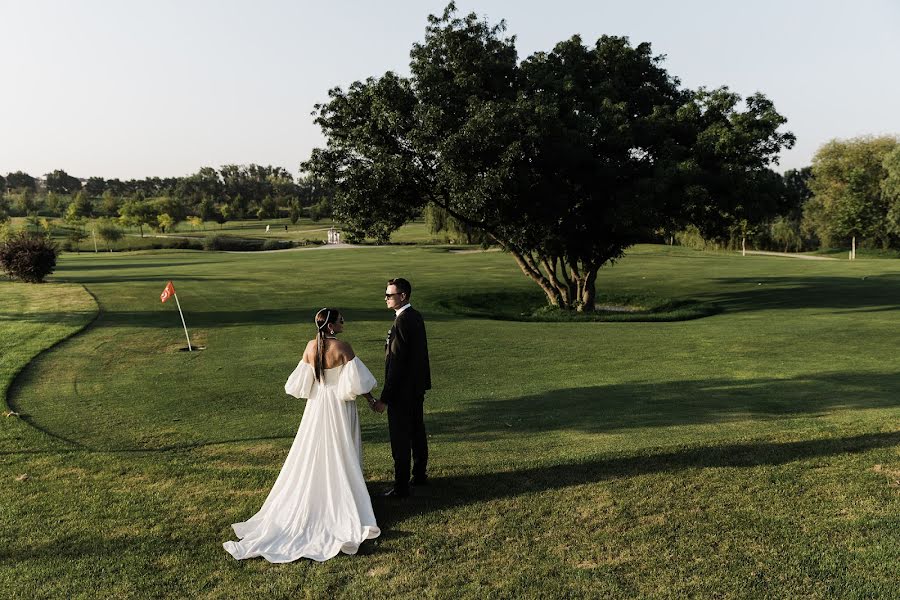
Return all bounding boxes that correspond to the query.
[410,476,429,486]
[383,487,409,498]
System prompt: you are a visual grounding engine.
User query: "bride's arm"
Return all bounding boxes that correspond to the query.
[342,343,381,411]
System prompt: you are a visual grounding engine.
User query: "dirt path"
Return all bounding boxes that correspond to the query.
[742,250,838,261]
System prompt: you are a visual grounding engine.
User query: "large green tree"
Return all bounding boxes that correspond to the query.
[84,176,107,197]
[803,136,898,250]
[881,145,900,240]
[304,4,793,310]
[118,199,156,237]
[5,171,36,191]
[45,169,82,195]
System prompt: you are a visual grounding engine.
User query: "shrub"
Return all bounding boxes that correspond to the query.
[203,234,227,251]
[0,231,60,283]
[262,239,293,251]
[203,234,267,251]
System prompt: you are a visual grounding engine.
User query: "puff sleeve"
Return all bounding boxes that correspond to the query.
[336,357,377,401]
[284,361,316,399]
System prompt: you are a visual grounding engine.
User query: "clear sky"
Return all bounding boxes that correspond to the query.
[2,0,898,180]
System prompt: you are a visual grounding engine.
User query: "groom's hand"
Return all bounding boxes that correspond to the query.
[374,400,387,414]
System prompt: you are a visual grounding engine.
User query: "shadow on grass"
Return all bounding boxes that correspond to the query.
[437,290,718,322]
[3,431,895,564]
[11,371,900,453]
[62,307,464,329]
[56,260,225,272]
[706,275,900,314]
[0,311,96,326]
[360,371,900,444]
[370,430,900,530]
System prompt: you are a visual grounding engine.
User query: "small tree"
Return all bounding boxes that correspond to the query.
[45,192,66,216]
[770,216,802,252]
[156,213,174,233]
[187,215,204,230]
[66,227,88,252]
[218,203,232,225]
[96,221,124,251]
[69,190,94,219]
[198,196,217,221]
[13,188,39,216]
[288,200,301,225]
[0,231,59,282]
[308,197,331,222]
[119,200,156,237]
[257,195,277,219]
[0,200,9,230]
[101,190,120,216]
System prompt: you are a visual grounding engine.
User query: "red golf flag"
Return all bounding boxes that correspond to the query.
[160,281,175,303]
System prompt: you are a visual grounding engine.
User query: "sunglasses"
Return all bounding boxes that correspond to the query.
[385,293,402,298]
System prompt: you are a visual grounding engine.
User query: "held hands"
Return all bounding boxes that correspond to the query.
[366,395,386,414]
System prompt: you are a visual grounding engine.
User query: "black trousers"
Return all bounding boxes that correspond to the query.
[387,395,427,490]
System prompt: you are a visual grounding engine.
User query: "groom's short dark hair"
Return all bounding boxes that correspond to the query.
[388,277,412,298]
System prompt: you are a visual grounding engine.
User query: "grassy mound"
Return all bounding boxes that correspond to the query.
[439,290,718,322]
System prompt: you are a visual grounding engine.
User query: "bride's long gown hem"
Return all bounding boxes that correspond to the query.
[223,357,380,563]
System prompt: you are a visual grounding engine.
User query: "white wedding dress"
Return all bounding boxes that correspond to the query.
[223,357,381,563]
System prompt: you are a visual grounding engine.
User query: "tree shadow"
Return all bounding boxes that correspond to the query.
[55,260,224,272]
[360,371,900,443]
[78,307,462,329]
[0,311,96,325]
[704,275,900,314]
[51,274,240,284]
[370,430,900,530]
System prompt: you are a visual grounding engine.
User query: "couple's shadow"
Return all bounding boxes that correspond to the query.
[362,429,899,542]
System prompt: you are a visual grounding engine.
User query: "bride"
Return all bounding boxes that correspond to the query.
[223,308,383,563]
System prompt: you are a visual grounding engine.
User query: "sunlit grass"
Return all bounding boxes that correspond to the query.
[1,245,898,598]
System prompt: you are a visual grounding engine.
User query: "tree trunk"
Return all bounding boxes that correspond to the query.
[578,264,599,312]
[507,248,562,307]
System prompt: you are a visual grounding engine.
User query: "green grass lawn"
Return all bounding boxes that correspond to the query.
[10,216,443,251]
[2,245,898,598]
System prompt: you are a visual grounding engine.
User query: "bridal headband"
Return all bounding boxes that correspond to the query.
[315,308,331,331]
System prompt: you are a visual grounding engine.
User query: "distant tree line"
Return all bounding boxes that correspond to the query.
[0,165,334,236]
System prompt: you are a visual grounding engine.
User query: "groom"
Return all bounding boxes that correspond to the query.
[378,277,431,498]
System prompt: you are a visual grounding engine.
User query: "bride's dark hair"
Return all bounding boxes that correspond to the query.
[313,307,342,382]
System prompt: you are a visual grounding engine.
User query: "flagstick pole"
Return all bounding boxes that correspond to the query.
[172,292,192,351]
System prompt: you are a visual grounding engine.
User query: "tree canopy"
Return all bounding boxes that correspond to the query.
[803,136,898,249]
[303,3,794,310]
[45,169,82,195]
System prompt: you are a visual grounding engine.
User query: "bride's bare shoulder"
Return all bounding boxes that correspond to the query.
[301,339,317,363]
[334,339,356,360]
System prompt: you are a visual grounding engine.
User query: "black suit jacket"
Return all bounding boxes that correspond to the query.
[382,306,431,404]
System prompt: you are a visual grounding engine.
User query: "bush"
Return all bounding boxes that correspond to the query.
[261,239,293,251]
[0,231,60,283]
[203,234,268,251]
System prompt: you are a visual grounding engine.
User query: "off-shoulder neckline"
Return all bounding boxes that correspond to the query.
[301,357,355,371]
